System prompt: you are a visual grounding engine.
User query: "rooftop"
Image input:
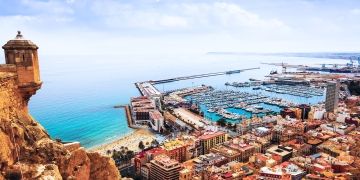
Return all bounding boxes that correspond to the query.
[2,31,38,50]
[162,139,185,151]
[131,96,156,112]
[152,154,180,169]
[149,110,163,121]
[260,162,304,176]
[267,145,293,157]
[198,131,226,140]
[211,145,240,157]
[196,153,226,165]
[224,138,254,152]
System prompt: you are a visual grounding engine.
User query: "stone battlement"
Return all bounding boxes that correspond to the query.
[0,64,16,73]
[0,72,16,81]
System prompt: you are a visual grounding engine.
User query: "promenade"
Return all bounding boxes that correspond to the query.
[173,108,206,129]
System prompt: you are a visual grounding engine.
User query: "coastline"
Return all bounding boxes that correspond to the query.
[88,128,156,156]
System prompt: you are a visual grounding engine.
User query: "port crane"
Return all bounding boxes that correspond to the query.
[347,57,360,67]
[315,63,346,68]
[261,62,306,74]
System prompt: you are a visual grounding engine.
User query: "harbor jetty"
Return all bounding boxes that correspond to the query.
[114,104,139,129]
[124,105,136,128]
[134,67,259,97]
[149,67,260,84]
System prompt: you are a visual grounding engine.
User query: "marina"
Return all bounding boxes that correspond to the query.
[187,90,295,122]
[225,81,325,98]
[262,84,324,98]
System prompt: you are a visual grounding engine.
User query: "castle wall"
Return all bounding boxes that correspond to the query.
[3,49,40,85]
[0,64,16,73]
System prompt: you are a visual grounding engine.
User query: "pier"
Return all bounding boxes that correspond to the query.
[135,67,260,97]
[114,104,139,129]
[124,105,132,128]
[149,67,260,84]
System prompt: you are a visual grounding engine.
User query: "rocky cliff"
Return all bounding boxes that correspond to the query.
[0,72,121,179]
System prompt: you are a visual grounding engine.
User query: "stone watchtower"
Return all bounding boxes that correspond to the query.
[1,31,42,100]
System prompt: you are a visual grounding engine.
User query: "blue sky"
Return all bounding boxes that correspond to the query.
[0,0,360,55]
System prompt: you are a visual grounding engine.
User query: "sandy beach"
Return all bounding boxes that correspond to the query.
[88,128,156,156]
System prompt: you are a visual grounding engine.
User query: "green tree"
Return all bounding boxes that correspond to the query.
[217,118,227,127]
[138,141,145,150]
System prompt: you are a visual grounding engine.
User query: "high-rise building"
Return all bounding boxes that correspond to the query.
[150,154,181,180]
[325,81,339,112]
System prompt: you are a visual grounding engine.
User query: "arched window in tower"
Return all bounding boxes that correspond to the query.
[23,54,25,61]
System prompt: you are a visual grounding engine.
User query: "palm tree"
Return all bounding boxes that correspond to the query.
[126,150,135,161]
[151,139,159,147]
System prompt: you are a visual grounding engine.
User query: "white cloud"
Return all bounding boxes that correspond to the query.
[91,1,289,31]
[350,8,360,15]
[0,15,38,22]
[209,2,287,29]
[91,2,189,29]
[66,0,76,4]
[21,0,74,14]
[159,15,188,28]
[0,15,41,30]
[1,0,359,55]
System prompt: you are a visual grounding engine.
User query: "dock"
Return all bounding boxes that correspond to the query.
[113,104,128,108]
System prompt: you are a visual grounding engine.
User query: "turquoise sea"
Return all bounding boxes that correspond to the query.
[26,53,343,148]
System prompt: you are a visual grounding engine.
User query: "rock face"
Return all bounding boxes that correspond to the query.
[0,74,121,179]
[0,32,121,179]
